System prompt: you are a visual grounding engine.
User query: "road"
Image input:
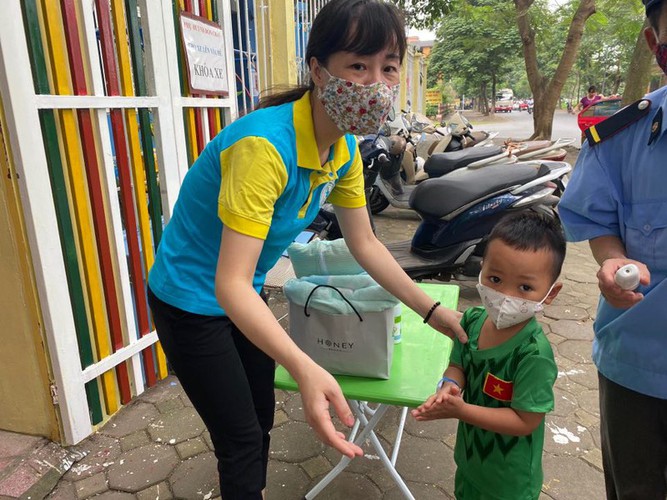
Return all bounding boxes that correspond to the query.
[462,108,582,149]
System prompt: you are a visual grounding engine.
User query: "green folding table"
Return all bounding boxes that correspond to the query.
[275,282,459,499]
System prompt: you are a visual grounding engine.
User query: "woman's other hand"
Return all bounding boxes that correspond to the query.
[427,306,467,344]
[294,360,364,459]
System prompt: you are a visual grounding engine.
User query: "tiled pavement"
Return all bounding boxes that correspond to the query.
[1,150,608,500]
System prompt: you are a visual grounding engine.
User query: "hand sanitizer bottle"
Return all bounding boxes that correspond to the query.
[392,304,402,344]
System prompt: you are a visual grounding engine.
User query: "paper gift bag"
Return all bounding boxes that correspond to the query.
[287,283,394,379]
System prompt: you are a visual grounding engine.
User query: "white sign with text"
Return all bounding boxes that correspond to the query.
[179,12,229,96]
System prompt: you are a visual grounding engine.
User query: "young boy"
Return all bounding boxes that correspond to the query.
[412,211,565,500]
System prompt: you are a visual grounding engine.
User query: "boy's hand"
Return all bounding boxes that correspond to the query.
[411,383,464,421]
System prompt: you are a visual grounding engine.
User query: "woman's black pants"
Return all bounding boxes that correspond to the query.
[148,288,275,499]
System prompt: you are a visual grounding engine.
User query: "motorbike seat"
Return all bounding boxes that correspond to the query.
[466,130,490,147]
[410,163,550,219]
[510,140,551,156]
[424,145,503,177]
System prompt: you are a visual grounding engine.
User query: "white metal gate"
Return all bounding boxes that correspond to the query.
[0,0,237,445]
[294,0,329,85]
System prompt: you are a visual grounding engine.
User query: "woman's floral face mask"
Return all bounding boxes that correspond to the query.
[317,67,399,135]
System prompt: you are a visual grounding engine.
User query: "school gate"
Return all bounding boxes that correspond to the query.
[0,0,333,445]
[0,0,430,445]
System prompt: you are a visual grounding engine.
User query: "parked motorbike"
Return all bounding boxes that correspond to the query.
[360,134,420,214]
[362,129,575,215]
[418,145,506,182]
[416,111,493,159]
[508,138,573,161]
[382,109,497,185]
[386,160,570,280]
[419,137,575,179]
[304,129,571,281]
[310,138,571,281]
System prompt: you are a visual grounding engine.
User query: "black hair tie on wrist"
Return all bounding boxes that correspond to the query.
[423,301,441,324]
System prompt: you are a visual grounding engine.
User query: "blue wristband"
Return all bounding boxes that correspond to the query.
[437,376,461,391]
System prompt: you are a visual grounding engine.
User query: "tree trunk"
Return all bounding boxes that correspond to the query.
[491,74,497,116]
[622,19,654,106]
[611,67,622,95]
[480,82,489,115]
[515,0,596,139]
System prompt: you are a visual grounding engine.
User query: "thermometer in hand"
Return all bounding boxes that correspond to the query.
[614,264,640,291]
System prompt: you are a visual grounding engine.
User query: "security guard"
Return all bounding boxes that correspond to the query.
[559,0,667,498]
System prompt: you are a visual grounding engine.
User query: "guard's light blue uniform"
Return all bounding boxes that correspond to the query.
[148,92,365,316]
[559,85,667,399]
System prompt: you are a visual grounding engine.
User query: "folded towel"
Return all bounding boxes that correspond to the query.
[284,274,399,314]
[286,238,364,278]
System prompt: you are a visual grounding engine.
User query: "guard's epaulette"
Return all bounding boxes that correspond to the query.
[584,98,651,146]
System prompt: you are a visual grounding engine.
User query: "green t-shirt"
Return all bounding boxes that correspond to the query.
[450,307,557,500]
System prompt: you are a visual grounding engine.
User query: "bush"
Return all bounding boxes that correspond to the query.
[425,104,439,117]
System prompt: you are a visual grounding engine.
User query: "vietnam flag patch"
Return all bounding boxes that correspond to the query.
[483,372,514,402]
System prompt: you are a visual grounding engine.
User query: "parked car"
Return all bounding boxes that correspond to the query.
[577,98,623,132]
[494,100,513,113]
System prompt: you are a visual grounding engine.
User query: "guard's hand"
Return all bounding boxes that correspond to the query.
[296,362,364,459]
[598,258,650,309]
[428,306,467,344]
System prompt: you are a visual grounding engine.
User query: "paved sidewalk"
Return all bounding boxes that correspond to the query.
[2,153,608,499]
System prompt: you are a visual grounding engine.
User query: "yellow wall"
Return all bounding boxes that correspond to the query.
[0,97,60,440]
[412,52,420,111]
[258,3,431,115]
[266,0,297,90]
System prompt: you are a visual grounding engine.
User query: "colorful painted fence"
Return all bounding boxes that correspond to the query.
[0,0,237,444]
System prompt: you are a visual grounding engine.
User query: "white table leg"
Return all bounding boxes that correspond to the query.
[305,401,389,499]
[305,402,415,500]
[353,405,415,500]
[391,406,409,466]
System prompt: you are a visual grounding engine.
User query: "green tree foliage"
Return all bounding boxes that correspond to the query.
[395,0,453,29]
[565,0,645,101]
[515,0,597,138]
[418,0,648,136]
[426,0,522,114]
[622,18,655,104]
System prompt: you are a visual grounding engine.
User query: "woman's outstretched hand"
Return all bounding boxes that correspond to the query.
[294,361,364,459]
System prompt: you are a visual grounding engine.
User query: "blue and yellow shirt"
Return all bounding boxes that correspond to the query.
[148,91,365,315]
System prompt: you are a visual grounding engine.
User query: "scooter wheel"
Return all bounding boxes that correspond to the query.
[369,186,390,214]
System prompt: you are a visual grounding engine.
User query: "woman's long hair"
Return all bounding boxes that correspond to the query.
[258,0,406,109]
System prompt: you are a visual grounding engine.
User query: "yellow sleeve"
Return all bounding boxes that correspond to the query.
[218,137,288,239]
[327,145,366,208]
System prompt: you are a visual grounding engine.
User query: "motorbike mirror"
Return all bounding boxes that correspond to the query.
[379,122,392,136]
[402,115,411,132]
[459,113,473,130]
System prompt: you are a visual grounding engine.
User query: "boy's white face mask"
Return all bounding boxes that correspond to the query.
[476,275,555,330]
